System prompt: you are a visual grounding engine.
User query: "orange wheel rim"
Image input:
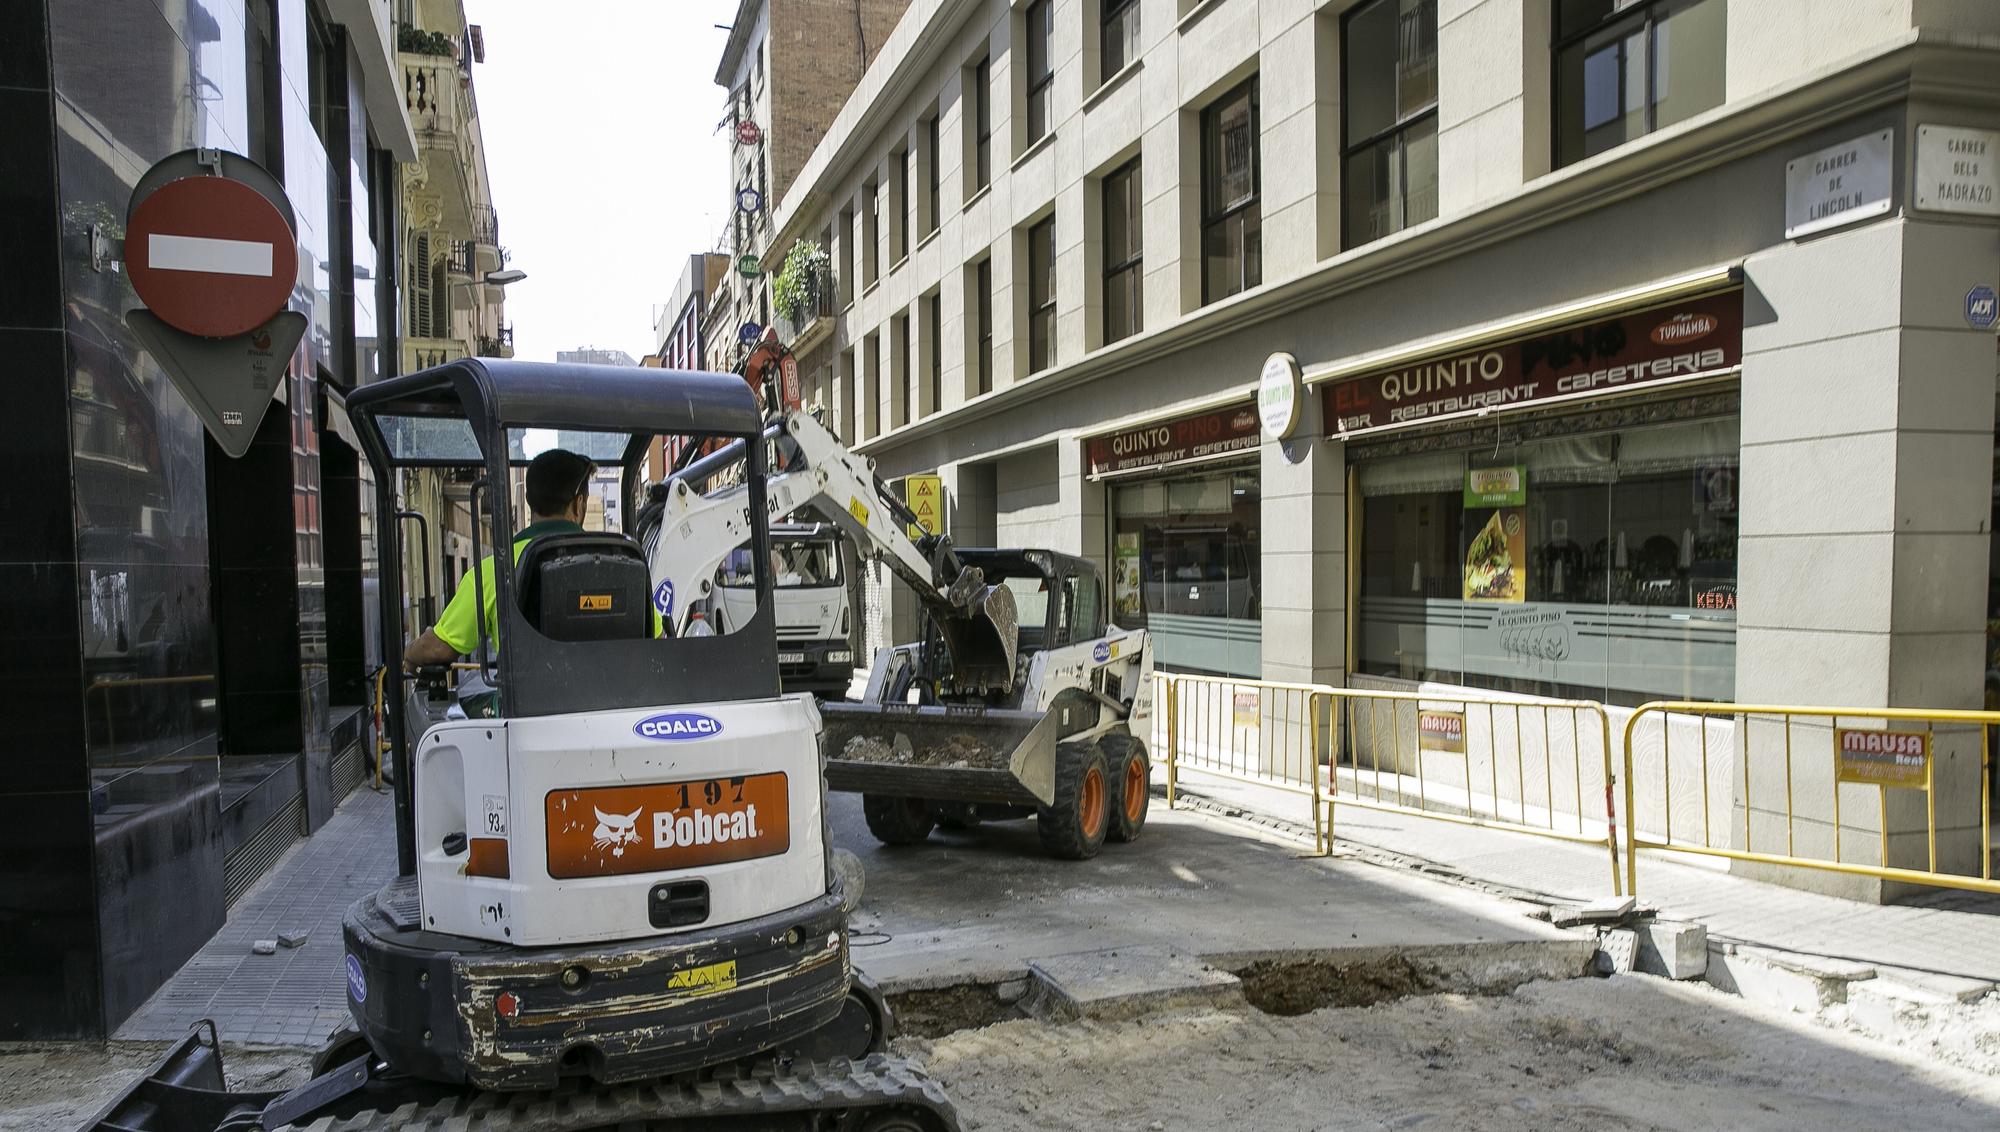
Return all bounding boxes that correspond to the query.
[1080,766,1106,835]
[1123,757,1146,822]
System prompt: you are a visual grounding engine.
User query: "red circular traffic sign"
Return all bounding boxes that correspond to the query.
[735,120,763,146]
[127,176,297,338]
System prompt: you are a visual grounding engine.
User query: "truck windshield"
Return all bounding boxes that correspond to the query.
[722,540,842,589]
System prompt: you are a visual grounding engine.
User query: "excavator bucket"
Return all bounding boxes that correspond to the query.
[820,701,1060,808]
[924,571,1018,696]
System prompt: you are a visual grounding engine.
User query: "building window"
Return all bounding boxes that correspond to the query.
[1355,413,1740,706]
[973,256,994,394]
[926,292,942,415]
[924,114,942,236]
[1200,79,1260,305]
[864,332,882,436]
[972,53,993,190]
[1102,0,1140,80]
[1555,0,1726,168]
[1027,217,1056,374]
[1102,157,1143,344]
[894,147,911,262]
[863,181,880,285]
[1342,0,1439,247]
[1024,0,1054,146]
[837,206,855,305]
[895,311,912,428]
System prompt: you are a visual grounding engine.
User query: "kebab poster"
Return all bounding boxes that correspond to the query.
[1462,466,1526,603]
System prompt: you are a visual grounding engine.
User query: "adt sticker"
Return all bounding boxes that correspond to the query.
[653,579,674,617]
[1092,641,1111,664]
[1968,284,1998,329]
[346,954,368,1003]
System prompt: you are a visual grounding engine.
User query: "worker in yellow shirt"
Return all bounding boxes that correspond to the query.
[405,448,595,684]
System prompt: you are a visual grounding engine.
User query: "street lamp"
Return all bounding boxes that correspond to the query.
[484,269,526,285]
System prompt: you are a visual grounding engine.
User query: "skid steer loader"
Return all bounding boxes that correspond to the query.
[79,359,958,1131]
[635,403,1157,863]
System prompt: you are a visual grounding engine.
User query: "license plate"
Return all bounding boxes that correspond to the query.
[544,773,790,879]
[777,652,806,664]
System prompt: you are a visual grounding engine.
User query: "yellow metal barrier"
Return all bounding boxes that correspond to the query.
[1154,672,1327,848]
[1623,702,1999,897]
[1319,686,1622,896]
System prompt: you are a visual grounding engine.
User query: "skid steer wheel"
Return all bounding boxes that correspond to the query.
[863,794,935,845]
[1104,738,1151,844]
[1037,742,1111,860]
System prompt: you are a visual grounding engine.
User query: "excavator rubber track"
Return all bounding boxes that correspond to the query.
[294,1054,958,1132]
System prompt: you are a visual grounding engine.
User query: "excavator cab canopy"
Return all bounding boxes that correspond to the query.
[338,357,781,721]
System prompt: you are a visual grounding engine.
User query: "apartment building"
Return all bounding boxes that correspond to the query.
[710,0,911,374]
[767,0,2000,900]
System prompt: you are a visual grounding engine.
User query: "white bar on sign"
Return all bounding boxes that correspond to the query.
[148,233,274,277]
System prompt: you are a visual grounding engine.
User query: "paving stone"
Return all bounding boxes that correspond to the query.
[1027,946,1242,1021]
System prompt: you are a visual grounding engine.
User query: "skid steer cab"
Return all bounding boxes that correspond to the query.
[339,359,871,1093]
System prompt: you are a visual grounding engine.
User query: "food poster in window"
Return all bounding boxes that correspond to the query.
[1462,465,1528,603]
[1113,532,1143,622]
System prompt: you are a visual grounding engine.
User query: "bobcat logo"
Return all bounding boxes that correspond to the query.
[591,806,643,857]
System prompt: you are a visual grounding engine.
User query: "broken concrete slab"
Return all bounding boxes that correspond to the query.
[1634,920,1707,981]
[250,939,278,955]
[277,930,309,949]
[1705,943,1876,1012]
[1027,946,1241,1021]
[1871,965,1995,1006]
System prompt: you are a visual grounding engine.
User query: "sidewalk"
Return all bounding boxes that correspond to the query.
[116,785,397,1046]
[1169,768,2000,985]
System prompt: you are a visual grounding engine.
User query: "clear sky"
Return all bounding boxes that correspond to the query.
[463,0,740,364]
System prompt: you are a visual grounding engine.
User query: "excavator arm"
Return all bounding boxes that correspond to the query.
[641,410,1019,695]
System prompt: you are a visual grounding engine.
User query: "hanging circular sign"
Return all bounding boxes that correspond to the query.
[1258,352,1302,440]
[126,175,298,338]
[737,253,763,278]
[735,120,763,146]
[738,321,764,346]
[736,187,764,214]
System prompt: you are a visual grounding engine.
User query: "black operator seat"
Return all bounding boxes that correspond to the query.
[514,532,655,643]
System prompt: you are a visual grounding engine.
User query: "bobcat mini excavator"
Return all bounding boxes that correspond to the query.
[80,359,960,1131]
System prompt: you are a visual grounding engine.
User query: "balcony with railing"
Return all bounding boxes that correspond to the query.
[404,337,466,374]
[477,326,514,358]
[776,277,836,352]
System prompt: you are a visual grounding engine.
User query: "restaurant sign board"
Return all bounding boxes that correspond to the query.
[1320,290,1743,438]
[1086,401,1260,477]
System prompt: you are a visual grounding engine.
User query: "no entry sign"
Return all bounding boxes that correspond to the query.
[127,175,297,338]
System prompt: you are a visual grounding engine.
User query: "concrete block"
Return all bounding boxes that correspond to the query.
[1634,921,1707,981]
[1027,945,1242,1021]
[277,930,309,949]
[1594,929,1638,975]
[251,939,278,955]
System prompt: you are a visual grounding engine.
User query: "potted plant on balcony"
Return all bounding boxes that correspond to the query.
[772,240,830,328]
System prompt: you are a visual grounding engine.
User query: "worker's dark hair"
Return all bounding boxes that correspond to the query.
[525,449,594,516]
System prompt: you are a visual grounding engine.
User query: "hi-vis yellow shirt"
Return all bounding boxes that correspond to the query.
[431,519,582,655]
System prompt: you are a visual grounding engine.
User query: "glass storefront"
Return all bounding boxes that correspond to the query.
[1355,411,1739,706]
[1110,465,1262,676]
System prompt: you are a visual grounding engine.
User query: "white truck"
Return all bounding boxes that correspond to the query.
[711,522,858,697]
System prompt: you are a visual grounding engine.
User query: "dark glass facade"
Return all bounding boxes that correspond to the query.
[1,0,391,1038]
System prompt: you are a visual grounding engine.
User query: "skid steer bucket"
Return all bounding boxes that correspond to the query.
[821,701,1059,807]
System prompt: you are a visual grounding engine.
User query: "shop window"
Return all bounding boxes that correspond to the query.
[1024,0,1055,146]
[1027,217,1056,374]
[1354,415,1740,706]
[1102,0,1140,81]
[1103,156,1143,344]
[1112,470,1262,677]
[1341,0,1439,247]
[1555,0,1726,169]
[1201,79,1261,305]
